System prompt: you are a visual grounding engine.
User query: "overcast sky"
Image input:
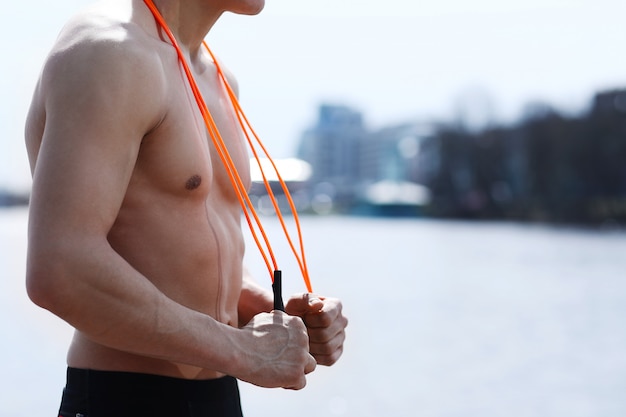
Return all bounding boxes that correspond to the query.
[2,0,625,190]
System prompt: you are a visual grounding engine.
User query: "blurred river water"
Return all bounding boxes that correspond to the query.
[2,207,626,417]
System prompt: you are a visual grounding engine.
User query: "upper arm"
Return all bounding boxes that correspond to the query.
[28,32,166,248]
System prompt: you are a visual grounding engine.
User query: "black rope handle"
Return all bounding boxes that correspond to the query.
[272,270,285,312]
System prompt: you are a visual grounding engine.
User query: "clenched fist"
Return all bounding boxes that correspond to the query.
[236,311,317,389]
[286,293,348,366]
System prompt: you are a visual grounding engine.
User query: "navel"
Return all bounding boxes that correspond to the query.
[185,175,202,190]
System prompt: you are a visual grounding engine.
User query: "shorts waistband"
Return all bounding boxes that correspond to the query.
[60,367,243,417]
[65,367,239,402]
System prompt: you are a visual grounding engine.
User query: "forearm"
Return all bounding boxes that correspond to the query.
[26,237,242,375]
[237,268,273,327]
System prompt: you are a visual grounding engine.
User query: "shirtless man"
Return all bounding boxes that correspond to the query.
[24,0,347,415]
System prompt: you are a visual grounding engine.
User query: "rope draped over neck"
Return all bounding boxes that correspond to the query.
[143,0,313,295]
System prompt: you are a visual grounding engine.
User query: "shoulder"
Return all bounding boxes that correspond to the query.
[213,58,240,98]
[40,4,168,120]
[39,2,167,129]
[224,67,240,96]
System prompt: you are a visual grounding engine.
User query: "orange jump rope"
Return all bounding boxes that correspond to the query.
[143,0,313,310]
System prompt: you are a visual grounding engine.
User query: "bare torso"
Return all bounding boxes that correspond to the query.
[26,0,250,380]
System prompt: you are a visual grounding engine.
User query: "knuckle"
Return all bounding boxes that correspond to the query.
[325,348,343,365]
[290,314,306,327]
[318,356,334,366]
[314,340,338,355]
[318,313,333,327]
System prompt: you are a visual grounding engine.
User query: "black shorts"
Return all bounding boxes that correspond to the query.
[58,367,244,417]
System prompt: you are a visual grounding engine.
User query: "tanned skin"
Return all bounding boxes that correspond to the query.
[25,0,347,390]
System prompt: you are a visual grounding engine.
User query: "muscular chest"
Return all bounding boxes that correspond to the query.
[133,62,251,201]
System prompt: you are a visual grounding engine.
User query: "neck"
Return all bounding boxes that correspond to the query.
[147,0,222,55]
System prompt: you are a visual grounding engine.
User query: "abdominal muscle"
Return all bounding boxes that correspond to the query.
[67,192,245,380]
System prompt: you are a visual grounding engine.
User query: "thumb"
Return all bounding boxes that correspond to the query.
[286,293,324,316]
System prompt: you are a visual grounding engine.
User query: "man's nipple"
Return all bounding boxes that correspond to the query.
[185,175,202,190]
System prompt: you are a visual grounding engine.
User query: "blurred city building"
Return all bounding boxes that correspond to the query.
[296,104,434,215]
[262,88,626,225]
[296,104,367,213]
